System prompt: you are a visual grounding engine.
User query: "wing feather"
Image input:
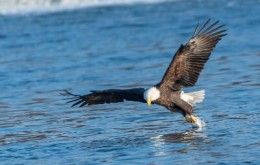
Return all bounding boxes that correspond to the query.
[159,19,227,90]
[61,88,146,107]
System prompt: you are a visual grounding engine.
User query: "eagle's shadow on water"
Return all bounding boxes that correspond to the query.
[151,127,206,143]
[149,127,207,157]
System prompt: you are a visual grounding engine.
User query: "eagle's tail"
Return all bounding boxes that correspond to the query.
[180,90,205,106]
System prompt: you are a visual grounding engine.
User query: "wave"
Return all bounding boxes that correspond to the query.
[0,0,167,15]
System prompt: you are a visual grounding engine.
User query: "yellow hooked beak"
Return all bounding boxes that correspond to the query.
[147,97,152,106]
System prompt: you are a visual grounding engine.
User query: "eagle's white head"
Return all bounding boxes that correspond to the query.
[144,87,160,106]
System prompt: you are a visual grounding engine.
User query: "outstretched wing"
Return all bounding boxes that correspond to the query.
[159,19,227,90]
[62,88,146,107]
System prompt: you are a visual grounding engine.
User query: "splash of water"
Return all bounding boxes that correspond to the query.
[192,115,206,129]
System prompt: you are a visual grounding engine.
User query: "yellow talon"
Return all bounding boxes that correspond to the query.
[185,114,197,123]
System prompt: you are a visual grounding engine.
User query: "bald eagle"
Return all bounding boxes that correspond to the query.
[63,19,226,124]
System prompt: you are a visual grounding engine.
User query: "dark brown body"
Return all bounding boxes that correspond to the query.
[154,84,193,116]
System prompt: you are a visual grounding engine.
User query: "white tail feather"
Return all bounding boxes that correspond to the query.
[180,90,205,106]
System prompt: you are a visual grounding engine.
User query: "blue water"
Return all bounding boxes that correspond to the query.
[0,0,260,164]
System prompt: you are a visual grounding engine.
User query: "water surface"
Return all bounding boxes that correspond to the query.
[0,0,259,164]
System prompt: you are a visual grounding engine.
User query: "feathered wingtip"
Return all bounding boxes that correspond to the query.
[60,90,87,107]
[60,90,78,97]
[191,18,228,38]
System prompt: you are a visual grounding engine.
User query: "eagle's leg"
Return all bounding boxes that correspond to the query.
[180,111,197,124]
[174,107,197,124]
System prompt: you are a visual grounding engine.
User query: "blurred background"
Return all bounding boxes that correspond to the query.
[0,0,259,164]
